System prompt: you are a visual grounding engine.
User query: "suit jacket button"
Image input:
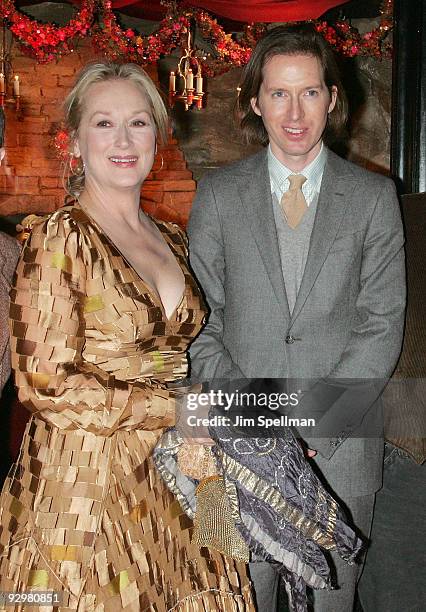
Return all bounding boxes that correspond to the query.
[285,335,295,344]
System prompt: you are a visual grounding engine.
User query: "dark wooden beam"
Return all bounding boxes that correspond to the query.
[391,0,426,194]
[323,0,382,19]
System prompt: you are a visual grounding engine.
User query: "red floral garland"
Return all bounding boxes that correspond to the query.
[90,3,264,75]
[315,0,393,59]
[0,0,393,68]
[1,0,95,62]
[192,13,265,75]
[91,0,393,73]
[90,1,188,64]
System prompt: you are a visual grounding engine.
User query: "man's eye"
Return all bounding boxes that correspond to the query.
[272,91,285,98]
[306,90,319,97]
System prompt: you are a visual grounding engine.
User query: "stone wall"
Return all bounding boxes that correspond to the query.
[0,40,196,226]
[170,54,392,182]
[345,55,392,173]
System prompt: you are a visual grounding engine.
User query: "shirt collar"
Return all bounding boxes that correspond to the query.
[268,143,327,197]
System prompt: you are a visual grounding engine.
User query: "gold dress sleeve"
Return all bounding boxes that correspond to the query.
[9,209,174,435]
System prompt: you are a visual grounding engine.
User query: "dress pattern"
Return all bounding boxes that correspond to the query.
[0,205,254,611]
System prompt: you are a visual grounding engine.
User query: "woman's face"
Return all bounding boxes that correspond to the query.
[74,78,156,194]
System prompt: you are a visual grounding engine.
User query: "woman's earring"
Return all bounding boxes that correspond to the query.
[69,155,85,177]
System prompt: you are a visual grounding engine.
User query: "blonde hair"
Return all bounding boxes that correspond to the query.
[63,62,169,197]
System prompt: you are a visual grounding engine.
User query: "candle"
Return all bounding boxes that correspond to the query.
[169,71,176,92]
[13,75,20,96]
[186,69,193,90]
[178,72,185,91]
[0,73,4,94]
[195,75,203,94]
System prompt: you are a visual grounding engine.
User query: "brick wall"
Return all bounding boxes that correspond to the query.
[0,40,196,227]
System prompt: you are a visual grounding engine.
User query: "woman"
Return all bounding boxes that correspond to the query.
[0,63,254,611]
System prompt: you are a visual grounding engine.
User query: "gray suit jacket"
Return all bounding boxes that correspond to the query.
[187,149,406,498]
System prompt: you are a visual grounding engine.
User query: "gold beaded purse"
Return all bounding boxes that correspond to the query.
[177,443,250,562]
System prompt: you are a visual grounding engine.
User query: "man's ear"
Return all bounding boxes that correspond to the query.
[328,86,338,114]
[251,97,262,117]
[0,147,5,164]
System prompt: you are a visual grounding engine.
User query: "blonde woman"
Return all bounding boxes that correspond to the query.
[0,63,254,611]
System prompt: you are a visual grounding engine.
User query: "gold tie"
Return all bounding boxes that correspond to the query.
[281,174,308,229]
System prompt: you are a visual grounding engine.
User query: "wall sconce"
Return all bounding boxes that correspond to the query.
[168,25,204,111]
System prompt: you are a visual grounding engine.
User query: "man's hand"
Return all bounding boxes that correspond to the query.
[299,439,317,458]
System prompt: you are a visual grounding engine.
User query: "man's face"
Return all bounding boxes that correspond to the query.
[251,53,337,172]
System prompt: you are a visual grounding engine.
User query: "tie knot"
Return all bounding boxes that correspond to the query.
[287,174,306,190]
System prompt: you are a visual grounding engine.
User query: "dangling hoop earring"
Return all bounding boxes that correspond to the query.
[69,155,85,177]
[158,154,164,172]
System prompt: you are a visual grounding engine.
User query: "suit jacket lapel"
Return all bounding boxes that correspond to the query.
[290,151,354,326]
[237,151,291,324]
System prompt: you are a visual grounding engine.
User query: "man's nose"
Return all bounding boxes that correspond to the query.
[288,96,303,121]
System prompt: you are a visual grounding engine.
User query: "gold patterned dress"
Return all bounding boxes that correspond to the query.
[0,205,254,611]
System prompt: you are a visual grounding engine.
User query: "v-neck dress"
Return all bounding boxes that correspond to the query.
[0,205,254,611]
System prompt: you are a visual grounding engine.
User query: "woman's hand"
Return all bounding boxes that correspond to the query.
[177,441,217,479]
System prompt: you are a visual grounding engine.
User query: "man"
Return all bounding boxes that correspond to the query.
[0,107,21,398]
[188,25,406,611]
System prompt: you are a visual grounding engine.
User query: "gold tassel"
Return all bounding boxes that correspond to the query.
[192,475,250,562]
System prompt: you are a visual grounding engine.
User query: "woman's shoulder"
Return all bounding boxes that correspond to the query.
[21,205,95,270]
[27,204,90,240]
[18,205,93,283]
[45,203,83,227]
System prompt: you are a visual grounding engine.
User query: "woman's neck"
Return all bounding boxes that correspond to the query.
[78,182,144,230]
